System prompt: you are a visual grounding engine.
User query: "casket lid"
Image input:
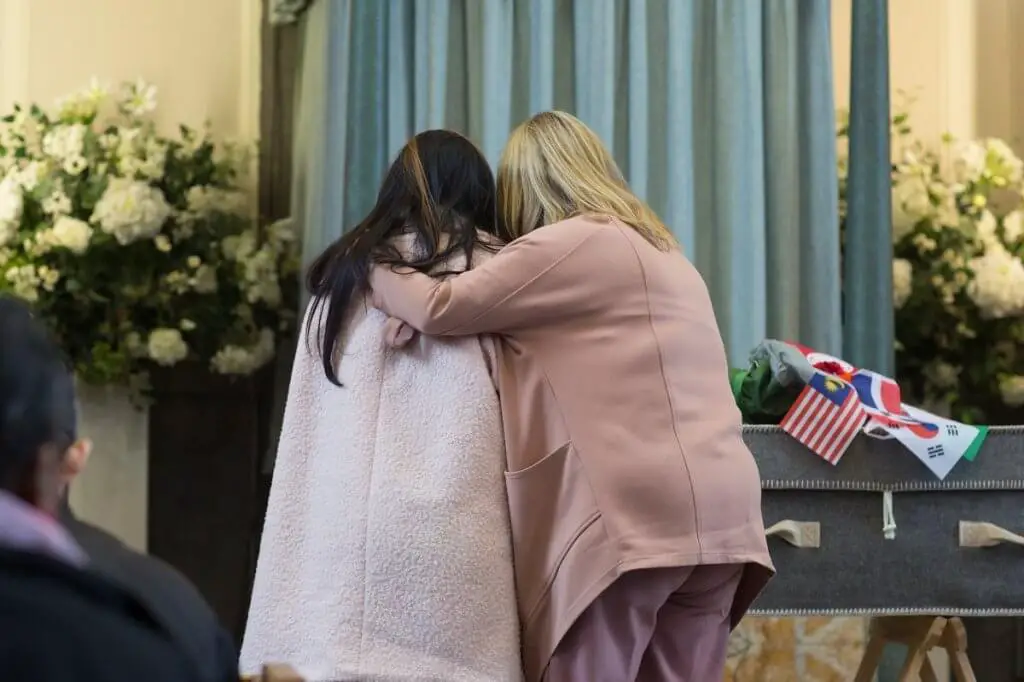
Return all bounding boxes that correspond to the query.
[743,425,1024,491]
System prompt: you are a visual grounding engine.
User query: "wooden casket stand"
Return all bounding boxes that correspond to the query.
[854,616,974,682]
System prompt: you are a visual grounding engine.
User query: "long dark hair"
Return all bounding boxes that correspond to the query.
[305,129,506,385]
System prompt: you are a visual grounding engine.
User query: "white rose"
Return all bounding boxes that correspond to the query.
[892,258,913,309]
[92,178,171,244]
[999,375,1024,407]
[47,216,92,254]
[967,242,1024,318]
[146,328,189,367]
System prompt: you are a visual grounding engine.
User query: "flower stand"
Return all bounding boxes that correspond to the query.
[147,363,274,639]
[71,384,149,551]
[853,616,975,682]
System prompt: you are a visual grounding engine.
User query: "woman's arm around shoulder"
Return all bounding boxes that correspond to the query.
[370,218,609,336]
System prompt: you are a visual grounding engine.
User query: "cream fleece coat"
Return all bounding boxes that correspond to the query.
[241,247,522,682]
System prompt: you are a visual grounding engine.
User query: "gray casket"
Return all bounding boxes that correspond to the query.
[744,425,1024,617]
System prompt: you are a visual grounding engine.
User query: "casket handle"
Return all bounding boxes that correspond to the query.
[765,520,820,548]
[959,521,1024,548]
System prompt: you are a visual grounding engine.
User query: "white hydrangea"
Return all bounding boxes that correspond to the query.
[146,328,188,366]
[892,258,913,308]
[211,328,275,375]
[0,174,24,247]
[91,178,172,244]
[891,173,932,241]
[967,242,1024,318]
[39,216,92,254]
[999,375,1024,407]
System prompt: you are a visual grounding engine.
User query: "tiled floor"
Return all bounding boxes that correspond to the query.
[725,617,868,681]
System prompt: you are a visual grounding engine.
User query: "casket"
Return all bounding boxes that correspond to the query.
[744,425,1024,617]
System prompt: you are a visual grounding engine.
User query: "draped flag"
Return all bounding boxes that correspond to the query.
[780,371,867,464]
[786,343,988,479]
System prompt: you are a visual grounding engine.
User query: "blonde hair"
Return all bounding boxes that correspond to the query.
[496,110,675,249]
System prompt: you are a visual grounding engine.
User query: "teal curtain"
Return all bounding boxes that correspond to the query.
[288,0,842,364]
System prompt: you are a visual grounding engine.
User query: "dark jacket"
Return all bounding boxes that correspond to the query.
[61,504,239,682]
[0,547,200,682]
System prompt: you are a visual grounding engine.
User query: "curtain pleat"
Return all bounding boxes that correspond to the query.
[289,0,843,366]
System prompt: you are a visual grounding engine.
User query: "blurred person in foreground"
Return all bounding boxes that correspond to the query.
[0,295,199,682]
[59,447,238,681]
[370,111,775,682]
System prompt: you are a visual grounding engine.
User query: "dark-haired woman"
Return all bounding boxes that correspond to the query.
[241,131,523,682]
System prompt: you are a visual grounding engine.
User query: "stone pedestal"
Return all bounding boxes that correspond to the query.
[70,384,149,552]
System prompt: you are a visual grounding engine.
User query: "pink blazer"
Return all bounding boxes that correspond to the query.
[372,215,774,682]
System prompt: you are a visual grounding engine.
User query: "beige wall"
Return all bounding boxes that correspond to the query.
[0,0,260,137]
[832,0,1024,146]
[0,0,261,551]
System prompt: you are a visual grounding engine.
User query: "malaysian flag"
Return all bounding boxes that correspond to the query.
[780,371,867,464]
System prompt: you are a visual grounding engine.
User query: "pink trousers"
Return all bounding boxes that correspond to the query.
[543,564,744,682]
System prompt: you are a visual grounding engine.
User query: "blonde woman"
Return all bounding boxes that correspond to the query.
[370,112,774,682]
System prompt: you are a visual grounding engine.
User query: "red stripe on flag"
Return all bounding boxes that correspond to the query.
[780,382,866,464]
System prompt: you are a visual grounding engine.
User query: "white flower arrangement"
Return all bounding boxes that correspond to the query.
[838,108,1024,423]
[0,78,298,387]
